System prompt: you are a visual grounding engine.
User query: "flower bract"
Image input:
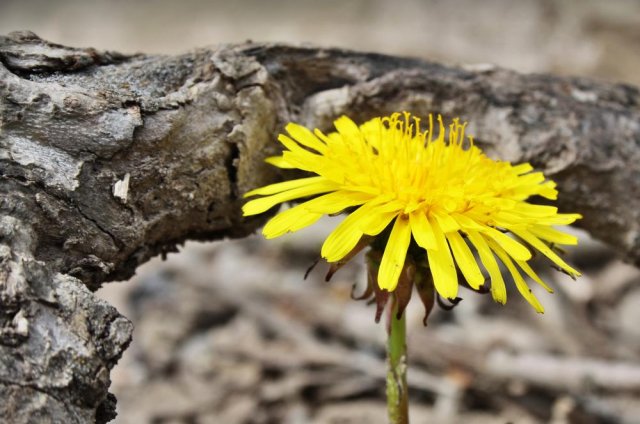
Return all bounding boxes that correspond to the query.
[243,112,581,313]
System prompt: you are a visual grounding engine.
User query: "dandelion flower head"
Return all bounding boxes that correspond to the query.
[243,112,581,312]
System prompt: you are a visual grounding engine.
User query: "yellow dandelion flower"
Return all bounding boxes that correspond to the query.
[243,112,581,313]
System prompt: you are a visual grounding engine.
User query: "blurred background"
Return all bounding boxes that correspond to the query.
[2,0,640,423]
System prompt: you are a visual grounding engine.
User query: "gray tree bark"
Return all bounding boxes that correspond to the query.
[0,31,638,423]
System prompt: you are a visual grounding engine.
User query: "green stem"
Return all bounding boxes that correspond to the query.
[387,296,409,424]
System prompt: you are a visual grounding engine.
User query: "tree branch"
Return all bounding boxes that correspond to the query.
[1,31,639,422]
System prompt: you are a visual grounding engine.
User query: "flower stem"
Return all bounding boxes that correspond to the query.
[387,296,409,424]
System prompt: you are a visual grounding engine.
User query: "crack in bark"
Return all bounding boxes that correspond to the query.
[74,202,120,251]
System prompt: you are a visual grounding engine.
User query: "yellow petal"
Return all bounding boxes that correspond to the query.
[286,122,327,154]
[242,179,337,215]
[410,211,437,250]
[278,134,320,158]
[511,229,580,277]
[334,115,362,142]
[514,172,546,187]
[321,201,382,262]
[313,128,333,145]
[359,199,403,236]
[365,213,398,237]
[516,260,553,292]
[281,150,328,175]
[512,203,558,218]
[378,217,412,291]
[512,163,533,175]
[492,211,531,226]
[534,213,582,226]
[321,219,363,262]
[244,176,326,197]
[446,231,484,289]
[303,190,373,214]
[467,231,506,304]
[452,213,485,231]
[359,117,383,150]
[535,181,558,200]
[426,218,458,300]
[261,191,372,238]
[488,240,544,312]
[483,226,532,261]
[432,208,460,232]
[263,207,322,239]
[265,156,294,169]
[528,225,578,245]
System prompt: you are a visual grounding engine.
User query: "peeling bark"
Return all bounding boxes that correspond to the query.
[0,31,639,422]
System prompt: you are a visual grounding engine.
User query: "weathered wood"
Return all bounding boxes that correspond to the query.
[1,31,639,422]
